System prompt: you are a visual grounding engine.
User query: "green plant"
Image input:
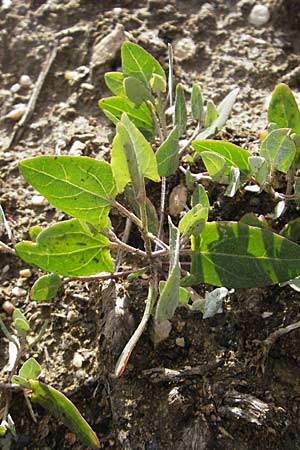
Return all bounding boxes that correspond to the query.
[2,43,300,445]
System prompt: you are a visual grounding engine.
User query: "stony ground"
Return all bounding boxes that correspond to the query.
[1,1,300,449]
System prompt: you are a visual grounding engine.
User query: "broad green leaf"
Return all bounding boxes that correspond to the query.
[159,281,189,306]
[99,96,154,139]
[191,221,300,288]
[11,375,30,388]
[124,76,153,107]
[191,84,204,121]
[196,88,239,139]
[268,83,300,134]
[16,219,113,277]
[31,274,62,301]
[178,205,208,237]
[150,73,166,94]
[14,319,30,334]
[30,380,100,449]
[294,176,300,200]
[104,72,125,96]
[280,218,300,242]
[192,184,210,208]
[193,140,251,176]
[224,166,240,197]
[247,156,270,190]
[200,151,227,181]
[13,309,29,327]
[121,42,166,88]
[19,156,116,228]
[291,134,300,168]
[156,127,179,176]
[155,219,180,323]
[175,84,187,136]
[19,358,41,380]
[112,114,160,195]
[204,100,218,128]
[260,128,296,173]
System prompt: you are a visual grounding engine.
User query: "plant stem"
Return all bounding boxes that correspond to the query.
[0,317,19,349]
[74,269,141,281]
[111,200,142,228]
[0,242,16,255]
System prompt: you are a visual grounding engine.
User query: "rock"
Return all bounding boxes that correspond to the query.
[90,24,126,72]
[173,37,197,62]
[248,4,270,27]
[2,300,15,314]
[175,337,185,348]
[31,195,47,206]
[19,269,32,278]
[19,74,32,88]
[69,140,86,156]
[5,103,26,121]
[73,352,84,368]
[11,286,27,297]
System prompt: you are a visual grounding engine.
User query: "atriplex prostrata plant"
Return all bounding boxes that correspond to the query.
[2,42,300,445]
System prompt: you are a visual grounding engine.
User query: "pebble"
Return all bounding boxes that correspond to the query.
[73,352,84,369]
[69,140,86,156]
[90,23,126,71]
[5,103,26,121]
[173,37,197,62]
[248,4,270,27]
[175,337,185,348]
[2,264,10,274]
[19,268,32,278]
[31,195,47,206]
[19,74,32,88]
[1,0,12,10]
[66,310,77,322]
[10,83,21,93]
[80,82,94,91]
[11,286,27,297]
[262,311,273,319]
[2,300,15,314]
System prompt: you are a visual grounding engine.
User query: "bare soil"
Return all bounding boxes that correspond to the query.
[1,1,300,449]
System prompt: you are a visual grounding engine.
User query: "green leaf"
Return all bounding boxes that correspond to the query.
[247,156,270,191]
[200,151,227,181]
[30,380,100,449]
[178,204,208,237]
[13,309,30,328]
[11,375,31,388]
[99,96,154,139]
[155,219,180,323]
[280,218,300,243]
[19,358,41,380]
[240,213,268,229]
[224,166,240,197]
[192,221,300,288]
[19,156,116,228]
[159,281,189,306]
[16,219,113,277]
[268,83,300,134]
[112,113,160,195]
[260,128,296,173]
[191,84,204,121]
[156,127,179,176]
[124,76,153,107]
[121,42,166,88]
[104,72,125,96]
[196,88,239,139]
[29,225,43,242]
[192,184,210,208]
[31,274,62,301]
[175,84,187,136]
[14,318,30,333]
[204,100,218,128]
[193,140,251,176]
[150,73,166,95]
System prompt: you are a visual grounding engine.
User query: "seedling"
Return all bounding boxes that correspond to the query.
[2,43,300,444]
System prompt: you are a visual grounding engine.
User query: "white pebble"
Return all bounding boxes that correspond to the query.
[175,337,185,348]
[19,75,32,88]
[249,4,270,27]
[262,311,273,319]
[31,195,47,206]
[10,83,21,93]
[73,353,84,368]
[69,140,86,156]
[80,82,94,91]
[11,287,27,297]
[1,0,12,10]
[5,103,26,121]
[19,268,32,278]
[2,264,10,274]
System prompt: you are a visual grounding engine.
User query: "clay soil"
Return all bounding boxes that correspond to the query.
[1,1,300,449]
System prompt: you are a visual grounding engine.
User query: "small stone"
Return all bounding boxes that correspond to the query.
[2,265,10,274]
[2,300,15,314]
[80,82,94,91]
[5,103,26,121]
[174,37,197,62]
[176,337,185,348]
[66,310,77,322]
[10,83,21,93]
[19,269,32,278]
[1,0,12,10]
[75,369,87,379]
[19,75,32,87]
[69,140,86,156]
[248,4,270,27]
[11,287,27,297]
[90,24,126,72]
[73,352,84,368]
[31,195,47,206]
[262,311,273,319]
